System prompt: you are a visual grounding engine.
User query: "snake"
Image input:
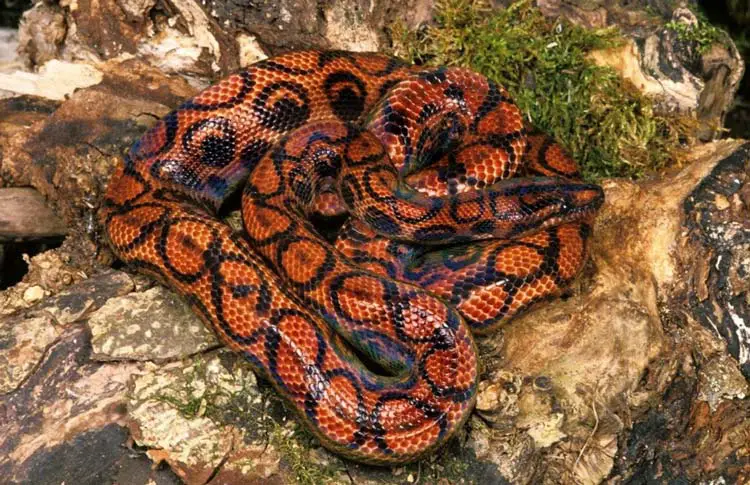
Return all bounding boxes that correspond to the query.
[99,50,604,464]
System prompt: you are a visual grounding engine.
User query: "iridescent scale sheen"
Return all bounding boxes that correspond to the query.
[100,50,604,464]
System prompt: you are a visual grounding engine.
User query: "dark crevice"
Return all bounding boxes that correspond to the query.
[0,0,32,28]
[697,0,750,139]
[0,238,65,290]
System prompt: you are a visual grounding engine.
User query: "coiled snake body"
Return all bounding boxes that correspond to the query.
[100,50,604,464]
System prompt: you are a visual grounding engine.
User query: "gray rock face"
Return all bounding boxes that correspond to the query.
[0,28,18,65]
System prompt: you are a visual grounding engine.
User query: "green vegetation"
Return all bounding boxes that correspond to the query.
[392,0,696,180]
[153,356,339,484]
[153,356,266,423]
[665,13,724,54]
[269,422,338,485]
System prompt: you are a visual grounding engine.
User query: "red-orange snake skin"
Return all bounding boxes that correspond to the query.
[100,50,604,464]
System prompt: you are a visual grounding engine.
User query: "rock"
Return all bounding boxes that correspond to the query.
[0,188,67,242]
[0,28,19,66]
[32,270,135,325]
[475,381,502,412]
[88,286,219,362]
[127,351,283,484]
[589,8,744,141]
[588,38,701,112]
[0,96,61,186]
[473,372,521,425]
[467,420,537,484]
[16,3,67,68]
[698,43,745,140]
[117,0,159,22]
[464,140,750,484]
[682,143,750,379]
[324,2,381,52]
[0,324,165,484]
[0,314,60,394]
[1,2,748,483]
[0,244,100,317]
[535,0,609,29]
[527,2,745,142]
[137,0,223,77]
[21,285,45,303]
[612,331,750,483]
[15,0,438,80]
[236,33,268,68]
[0,270,134,393]
[1,130,747,485]
[697,353,749,412]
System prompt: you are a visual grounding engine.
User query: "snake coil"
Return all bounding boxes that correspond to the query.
[100,50,604,464]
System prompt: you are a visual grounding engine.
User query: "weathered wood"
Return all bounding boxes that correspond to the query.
[0,187,67,242]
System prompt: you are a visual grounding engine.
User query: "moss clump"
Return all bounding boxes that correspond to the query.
[665,14,725,54]
[392,0,694,180]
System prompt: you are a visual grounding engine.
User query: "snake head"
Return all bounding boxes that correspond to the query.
[490,177,605,237]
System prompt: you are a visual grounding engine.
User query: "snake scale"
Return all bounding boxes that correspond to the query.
[100,50,604,464]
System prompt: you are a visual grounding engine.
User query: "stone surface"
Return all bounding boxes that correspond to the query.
[127,351,283,484]
[0,123,747,485]
[16,3,66,68]
[324,2,380,51]
[588,7,744,141]
[34,270,135,325]
[514,2,745,142]
[682,143,750,379]
[697,353,749,411]
[610,316,750,483]
[0,270,134,393]
[0,188,67,242]
[0,96,60,186]
[0,325,152,483]
[0,244,91,317]
[461,140,750,484]
[589,37,701,112]
[236,33,268,68]
[137,0,224,76]
[0,314,60,394]
[89,286,219,362]
[14,0,437,78]
[0,28,18,65]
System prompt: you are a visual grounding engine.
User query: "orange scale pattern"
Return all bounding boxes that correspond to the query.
[100,50,603,464]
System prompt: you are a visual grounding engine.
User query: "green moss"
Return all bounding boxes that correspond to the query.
[392,0,695,180]
[665,14,724,54]
[152,358,216,419]
[269,421,339,485]
[151,358,258,428]
[152,358,339,484]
